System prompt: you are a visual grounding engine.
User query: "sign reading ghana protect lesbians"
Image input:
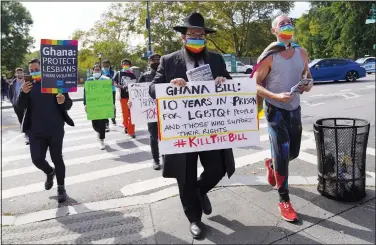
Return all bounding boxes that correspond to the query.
[155,77,260,155]
[40,39,78,94]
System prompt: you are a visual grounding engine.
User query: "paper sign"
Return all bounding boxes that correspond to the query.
[155,77,260,155]
[186,64,214,82]
[129,82,157,124]
[290,78,313,95]
[40,39,78,94]
[85,79,114,120]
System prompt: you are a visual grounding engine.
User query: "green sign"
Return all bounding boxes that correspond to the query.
[84,79,114,120]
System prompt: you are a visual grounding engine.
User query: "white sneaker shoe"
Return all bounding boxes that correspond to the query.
[99,140,105,150]
[25,134,29,145]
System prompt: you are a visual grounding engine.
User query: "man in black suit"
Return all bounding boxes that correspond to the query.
[17,58,74,203]
[149,12,235,239]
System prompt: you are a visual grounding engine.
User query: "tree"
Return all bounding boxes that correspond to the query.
[295,1,376,59]
[1,1,34,74]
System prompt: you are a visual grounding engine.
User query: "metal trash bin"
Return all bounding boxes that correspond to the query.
[314,118,370,202]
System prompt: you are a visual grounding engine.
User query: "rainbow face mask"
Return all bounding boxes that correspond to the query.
[31,71,41,82]
[122,65,130,71]
[279,24,294,40]
[185,39,205,53]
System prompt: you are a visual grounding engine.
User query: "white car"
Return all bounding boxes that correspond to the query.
[355,56,375,74]
[226,61,253,74]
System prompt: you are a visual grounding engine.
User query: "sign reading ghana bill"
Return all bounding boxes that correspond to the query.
[40,39,78,94]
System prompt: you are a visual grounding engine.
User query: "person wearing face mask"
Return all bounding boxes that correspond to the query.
[101,59,116,130]
[83,64,112,150]
[252,15,313,223]
[113,58,137,138]
[16,58,74,203]
[129,53,162,170]
[9,68,29,144]
[149,12,234,239]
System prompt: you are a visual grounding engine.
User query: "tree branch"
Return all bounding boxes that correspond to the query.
[206,37,227,54]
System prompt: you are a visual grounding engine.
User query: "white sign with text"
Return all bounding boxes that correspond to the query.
[129,82,157,124]
[155,77,260,155]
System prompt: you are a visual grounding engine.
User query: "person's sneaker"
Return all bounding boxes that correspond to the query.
[57,186,67,203]
[24,135,30,145]
[99,140,106,150]
[278,202,298,222]
[111,118,117,125]
[265,158,276,187]
[45,169,55,190]
[131,134,136,139]
[105,124,110,132]
[153,161,161,170]
[124,128,128,134]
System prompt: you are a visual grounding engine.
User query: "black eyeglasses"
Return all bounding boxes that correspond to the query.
[186,34,206,39]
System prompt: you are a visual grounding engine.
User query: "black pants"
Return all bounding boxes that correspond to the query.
[177,150,226,222]
[13,105,27,135]
[92,119,107,140]
[29,130,65,185]
[147,122,159,162]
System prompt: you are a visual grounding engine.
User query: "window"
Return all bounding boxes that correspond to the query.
[332,60,348,66]
[365,58,375,63]
[237,62,244,66]
[318,60,334,68]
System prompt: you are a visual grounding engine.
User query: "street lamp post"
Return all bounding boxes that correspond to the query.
[97,52,102,69]
[146,0,152,55]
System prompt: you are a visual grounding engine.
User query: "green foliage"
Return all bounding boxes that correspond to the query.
[295,1,376,59]
[1,1,34,75]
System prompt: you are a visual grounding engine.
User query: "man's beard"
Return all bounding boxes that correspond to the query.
[184,46,208,63]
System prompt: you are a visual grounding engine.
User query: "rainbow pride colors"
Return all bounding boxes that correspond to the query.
[185,39,205,53]
[41,87,78,93]
[40,39,78,46]
[31,71,41,82]
[279,24,294,40]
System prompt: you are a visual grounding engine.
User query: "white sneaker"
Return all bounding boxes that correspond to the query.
[99,140,105,150]
[24,135,29,145]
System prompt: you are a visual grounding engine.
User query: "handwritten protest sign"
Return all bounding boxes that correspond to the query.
[40,39,78,94]
[129,82,157,124]
[155,77,260,155]
[85,80,114,120]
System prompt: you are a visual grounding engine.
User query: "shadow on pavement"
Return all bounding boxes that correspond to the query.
[250,185,375,244]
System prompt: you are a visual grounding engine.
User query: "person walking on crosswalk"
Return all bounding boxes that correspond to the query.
[16,58,74,203]
[9,67,29,145]
[129,53,162,170]
[253,15,313,222]
[113,58,137,138]
[101,59,116,130]
[84,64,112,150]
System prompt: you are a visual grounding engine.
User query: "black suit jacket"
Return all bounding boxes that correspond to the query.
[149,49,235,183]
[16,89,74,133]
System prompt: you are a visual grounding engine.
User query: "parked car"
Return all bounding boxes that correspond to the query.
[309,58,366,83]
[225,61,253,74]
[355,56,375,74]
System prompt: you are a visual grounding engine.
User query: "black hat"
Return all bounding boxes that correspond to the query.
[149,53,161,61]
[173,12,215,34]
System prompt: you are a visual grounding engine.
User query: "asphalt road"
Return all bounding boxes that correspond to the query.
[1,74,375,216]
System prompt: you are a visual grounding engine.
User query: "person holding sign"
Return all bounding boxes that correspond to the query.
[129,53,162,170]
[84,64,112,150]
[254,15,313,223]
[113,58,137,138]
[101,59,116,129]
[16,58,74,203]
[149,12,234,239]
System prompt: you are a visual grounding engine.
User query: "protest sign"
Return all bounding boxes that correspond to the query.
[129,82,157,124]
[119,72,136,86]
[85,80,114,120]
[40,39,78,94]
[155,77,260,155]
[186,64,213,82]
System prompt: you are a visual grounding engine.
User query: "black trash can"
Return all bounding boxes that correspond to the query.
[314,118,370,202]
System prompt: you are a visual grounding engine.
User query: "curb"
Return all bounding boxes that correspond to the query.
[1,180,375,227]
[1,98,84,110]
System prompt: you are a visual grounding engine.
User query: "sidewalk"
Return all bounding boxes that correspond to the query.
[2,185,375,244]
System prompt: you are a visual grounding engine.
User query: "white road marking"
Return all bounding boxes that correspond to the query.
[340,89,351,92]
[298,151,317,165]
[301,101,325,107]
[367,147,375,156]
[342,92,360,99]
[366,171,375,178]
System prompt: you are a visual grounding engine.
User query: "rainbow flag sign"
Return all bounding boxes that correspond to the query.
[40,39,78,94]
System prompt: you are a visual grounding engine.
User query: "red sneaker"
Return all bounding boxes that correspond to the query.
[265,158,276,186]
[278,202,299,222]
